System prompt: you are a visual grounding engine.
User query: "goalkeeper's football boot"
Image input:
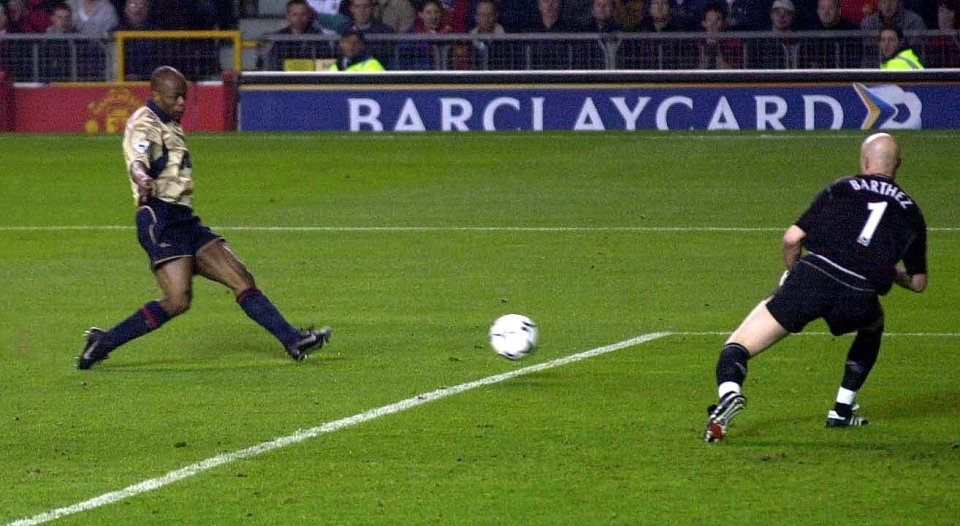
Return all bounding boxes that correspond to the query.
[826,403,868,428]
[286,326,332,362]
[704,392,746,443]
[77,327,109,370]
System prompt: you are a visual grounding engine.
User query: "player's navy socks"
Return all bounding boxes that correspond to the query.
[237,288,299,347]
[716,343,750,386]
[841,323,883,391]
[100,301,171,352]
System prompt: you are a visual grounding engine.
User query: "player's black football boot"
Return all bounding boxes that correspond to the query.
[286,326,332,362]
[77,327,109,370]
[704,392,746,443]
[826,403,868,428]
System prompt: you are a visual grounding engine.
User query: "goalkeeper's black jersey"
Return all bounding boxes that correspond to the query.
[794,174,927,295]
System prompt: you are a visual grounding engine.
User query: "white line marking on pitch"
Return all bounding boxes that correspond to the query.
[0,226,957,233]
[5,332,672,526]
[672,331,960,337]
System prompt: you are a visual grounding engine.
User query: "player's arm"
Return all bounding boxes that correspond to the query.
[782,224,806,270]
[124,118,159,204]
[896,216,928,293]
[894,266,926,293]
[129,161,156,202]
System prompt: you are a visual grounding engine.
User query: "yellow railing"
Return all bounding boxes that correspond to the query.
[113,30,242,80]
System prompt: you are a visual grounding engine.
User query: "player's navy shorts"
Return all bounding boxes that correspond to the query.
[136,198,222,269]
[766,256,881,336]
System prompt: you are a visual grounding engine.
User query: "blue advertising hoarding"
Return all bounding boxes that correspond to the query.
[240,82,960,131]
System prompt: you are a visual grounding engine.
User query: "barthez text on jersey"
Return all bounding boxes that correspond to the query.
[848,177,914,209]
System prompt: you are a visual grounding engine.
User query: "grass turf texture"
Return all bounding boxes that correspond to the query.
[0,131,958,525]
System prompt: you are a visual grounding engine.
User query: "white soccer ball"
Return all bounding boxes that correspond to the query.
[489,314,538,361]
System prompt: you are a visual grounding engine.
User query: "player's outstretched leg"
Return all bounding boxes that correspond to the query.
[236,288,331,361]
[77,301,172,369]
[195,241,332,362]
[827,320,883,428]
[705,342,750,442]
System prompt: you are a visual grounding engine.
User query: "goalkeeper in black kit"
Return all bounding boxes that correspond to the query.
[704,132,928,443]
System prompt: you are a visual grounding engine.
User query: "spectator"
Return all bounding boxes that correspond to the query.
[527,0,588,69]
[724,0,773,31]
[673,0,713,30]
[642,0,680,31]
[804,0,862,67]
[618,0,646,30]
[840,0,876,26]
[438,0,470,33]
[0,2,26,80]
[67,0,118,37]
[471,0,506,34]
[814,0,860,29]
[7,0,51,32]
[637,0,694,68]
[347,0,393,65]
[350,0,393,35]
[861,0,925,34]
[40,2,75,81]
[111,0,161,80]
[926,0,960,68]
[398,0,452,70]
[590,0,624,31]
[750,0,802,68]
[330,27,385,69]
[263,0,336,70]
[878,23,923,68]
[467,0,516,69]
[413,0,454,33]
[580,0,623,69]
[375,0,415,33]
[698,2,742,69]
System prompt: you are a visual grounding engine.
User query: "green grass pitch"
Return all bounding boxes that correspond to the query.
[0,131,958,525]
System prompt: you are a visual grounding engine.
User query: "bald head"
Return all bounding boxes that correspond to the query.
[860,133,901,178]
[150,66,186,92]
[150,66,188,122]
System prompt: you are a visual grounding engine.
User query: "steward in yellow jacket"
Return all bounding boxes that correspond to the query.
[330,28,386,72]
[879,25,925,70]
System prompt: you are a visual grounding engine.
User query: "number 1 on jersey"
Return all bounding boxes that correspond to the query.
[857,201,888,246]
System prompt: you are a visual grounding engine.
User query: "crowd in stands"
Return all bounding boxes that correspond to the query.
[1,0,958,79]
[0,0,236,80]
[261,0,959,70]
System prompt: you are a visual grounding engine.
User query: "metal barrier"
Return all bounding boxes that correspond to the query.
[0,30,956,82]
[0,30,242,82]
[258,30,960,71]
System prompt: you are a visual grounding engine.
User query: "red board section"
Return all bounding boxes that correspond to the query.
[11,80,234,133]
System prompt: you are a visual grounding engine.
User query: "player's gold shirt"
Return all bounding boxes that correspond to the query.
[122,101,194,208]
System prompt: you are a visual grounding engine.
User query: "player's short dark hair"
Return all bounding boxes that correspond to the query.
[286,0,309,10]
[341,27,367,42]
[52,2,72,13]
[879,23,904,41]
[702,2,724,21]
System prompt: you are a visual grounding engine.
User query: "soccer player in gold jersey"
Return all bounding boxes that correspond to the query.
[78,66,330,369]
